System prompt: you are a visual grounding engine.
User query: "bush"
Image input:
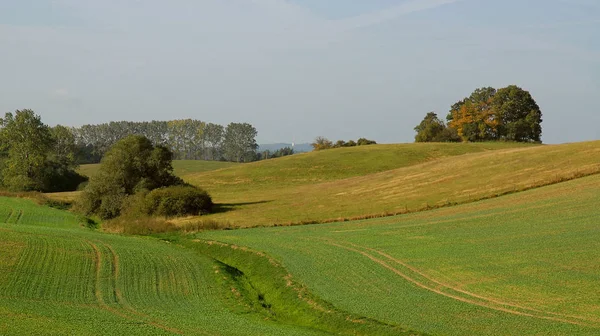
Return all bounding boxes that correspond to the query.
[143,185,213,218]
[78,135,184,219]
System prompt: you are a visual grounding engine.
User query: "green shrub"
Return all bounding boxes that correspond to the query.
[143,185,213,217]
[78,135,183,219]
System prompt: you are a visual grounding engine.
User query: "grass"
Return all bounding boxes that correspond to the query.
[184,142,534,192]
[197,173,600,335]
[6,141,600,335]
[77,160,239,180]
[0,197,421,335]
[175,141,600,227]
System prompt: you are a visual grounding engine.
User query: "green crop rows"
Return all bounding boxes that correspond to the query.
[0,197,331,335]
[199,174,600,335]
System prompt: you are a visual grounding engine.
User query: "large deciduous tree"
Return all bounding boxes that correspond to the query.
[491,85,542,142]
[202,123,224,161]
[0,110,53,191]
[415,112,446,142]
[445,85,542,143]
[223,123,258,162]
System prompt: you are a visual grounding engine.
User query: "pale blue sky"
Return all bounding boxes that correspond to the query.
[1,0,598,144]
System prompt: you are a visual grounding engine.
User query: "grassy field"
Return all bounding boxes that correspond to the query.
[184,142,534,191]
[178,141,600,227]
[198,174,600,335]
[5,141,600,335]
[0,197,419,335]
[48,142,529,206]
[78,160,239,180]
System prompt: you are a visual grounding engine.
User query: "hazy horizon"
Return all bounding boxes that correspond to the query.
[1,0,598,144]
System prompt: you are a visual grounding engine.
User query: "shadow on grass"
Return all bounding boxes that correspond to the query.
[213,200,273,214]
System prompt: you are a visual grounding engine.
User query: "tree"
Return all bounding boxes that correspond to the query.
[491,85,542,142]
[0,110,84,192]
[356,138,377,146]
[447,85,541,142]
[415,112,445,142]
[222,123,258,162]
[311,136,333,151]
[447,87,497,122]
[203,123,225,160]
[334,140,347,148]
[79,135,183,219]
[0,110,54,191]
[273,147,294,158]
[448,101,499,142]
[51,125,77,167]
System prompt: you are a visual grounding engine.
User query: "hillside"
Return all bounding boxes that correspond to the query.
[179,141,600,227]
[78,160,239,180]
[185,142,532,191]
[0,197,414,335]
[5,141,600,335]
[198,173,600,335]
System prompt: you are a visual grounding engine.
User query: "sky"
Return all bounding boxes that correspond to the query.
[0,0,599,144]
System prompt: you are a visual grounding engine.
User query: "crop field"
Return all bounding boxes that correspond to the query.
[198,174,600,335]
[0,197,383,335]
[180,141,600,227]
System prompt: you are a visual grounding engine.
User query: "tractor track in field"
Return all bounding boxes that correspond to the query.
[342,241,600,324]
[322,238,598,327]
[14,210,23,224]
[86,239,185,335]
[4,209,13,223]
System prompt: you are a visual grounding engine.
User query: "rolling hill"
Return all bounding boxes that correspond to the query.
[179,141,600,227]
[4,140,600,335]
[78,160,240,180]
[0,197,414,335]
[197,173,600,335]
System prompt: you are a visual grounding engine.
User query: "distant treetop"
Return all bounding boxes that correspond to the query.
[415,85,542,143]
[311,137,377,151]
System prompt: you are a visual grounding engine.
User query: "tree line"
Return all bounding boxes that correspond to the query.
[311,137,377,151]
[415,85,543,143]
[0,110,263,193]
[72,120,259,163]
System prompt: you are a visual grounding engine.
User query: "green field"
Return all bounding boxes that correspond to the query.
[178,141,600,227]
[198,174,600,335]
[0,197,420,335]
[6,141,600,335]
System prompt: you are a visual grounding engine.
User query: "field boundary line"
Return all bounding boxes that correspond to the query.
[322,239,596,327]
